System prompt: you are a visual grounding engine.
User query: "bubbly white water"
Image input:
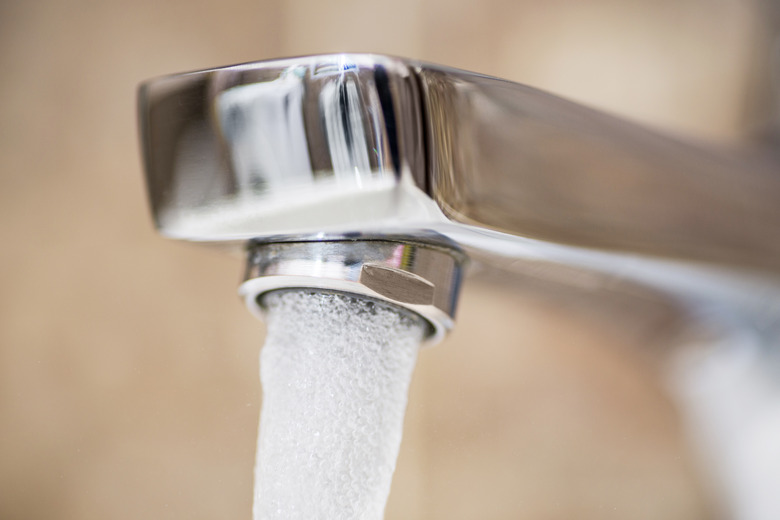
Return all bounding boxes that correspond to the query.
[253,290,426,520]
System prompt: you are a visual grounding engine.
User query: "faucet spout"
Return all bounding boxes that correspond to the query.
[139,54,780,274]
[139,54,780,520]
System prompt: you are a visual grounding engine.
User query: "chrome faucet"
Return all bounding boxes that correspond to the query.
[138,54,780,519]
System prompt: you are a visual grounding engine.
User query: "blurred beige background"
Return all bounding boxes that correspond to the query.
[1,0,776,518]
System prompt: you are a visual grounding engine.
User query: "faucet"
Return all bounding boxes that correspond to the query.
[138,54,780,519]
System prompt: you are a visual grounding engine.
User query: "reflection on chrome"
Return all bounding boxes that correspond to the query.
[217,73,312,194]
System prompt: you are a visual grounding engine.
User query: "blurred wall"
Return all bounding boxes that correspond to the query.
[0,0,770,518]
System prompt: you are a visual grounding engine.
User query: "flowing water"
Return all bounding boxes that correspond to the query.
[253,290,426,520]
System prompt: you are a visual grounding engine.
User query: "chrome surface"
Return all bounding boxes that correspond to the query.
[138,55,433,243]
[139,53,780,274]
[419,65,780,273]
[239,239,465,344]
[137,52,780,322]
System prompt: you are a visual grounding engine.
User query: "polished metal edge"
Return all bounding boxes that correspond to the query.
[239,239,466,344]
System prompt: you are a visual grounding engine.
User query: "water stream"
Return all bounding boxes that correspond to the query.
[253,290,426,520]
